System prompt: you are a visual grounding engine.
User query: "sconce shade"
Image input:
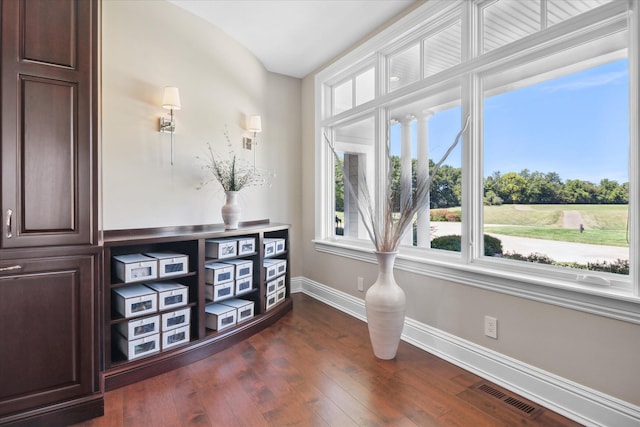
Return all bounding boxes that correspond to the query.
[162,86,181,110]
[247,115,262,133]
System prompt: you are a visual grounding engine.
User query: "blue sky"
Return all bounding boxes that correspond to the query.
[390,59,629,184]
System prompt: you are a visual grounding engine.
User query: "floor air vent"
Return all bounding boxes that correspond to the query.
[504,396,538,414]
[477,384,506,399]
[473,382,543,417]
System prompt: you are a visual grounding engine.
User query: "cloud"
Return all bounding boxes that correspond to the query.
[542,70,627,93]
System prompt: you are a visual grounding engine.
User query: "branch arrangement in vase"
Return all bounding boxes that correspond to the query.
[325,116,470,253]
[198,127,272,192]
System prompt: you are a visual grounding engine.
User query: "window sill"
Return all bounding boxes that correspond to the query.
[314,239,640,324]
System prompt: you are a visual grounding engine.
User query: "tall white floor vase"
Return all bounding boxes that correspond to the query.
[221,191,241,230]
[365,251,406,360]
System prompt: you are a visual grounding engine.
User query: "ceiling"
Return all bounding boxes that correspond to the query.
[168,0,416,79]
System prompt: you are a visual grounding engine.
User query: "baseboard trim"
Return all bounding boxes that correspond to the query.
[291,276,640,427]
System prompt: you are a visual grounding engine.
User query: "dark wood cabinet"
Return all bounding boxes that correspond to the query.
[0,0,102,425]
[0,255,97,417]
[1,0,96,249]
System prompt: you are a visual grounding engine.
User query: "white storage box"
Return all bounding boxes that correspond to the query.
[263,240,277,258]
[276,288,286,302]
[223,259,253,280]
[205,303,237,331]
[205,262,235,285]
[236,237,256,255]
[205,282,234,302]
[235,277,253,295]
[112,284,158,318]
[221,299,254,323]
[115,332,159,360]
[112,254,157,283]
[115,315,160,340]
[265,279,278,295]
[276,275,286,291]
[263,259,287,281]
[145,281,188,310]
[205,239,237,259]
[161,307,191,331]
[266,291,279,311]
[263,259,278,281]
[264,238,285,256]
[144,252,188,278]
[161,325,190,350]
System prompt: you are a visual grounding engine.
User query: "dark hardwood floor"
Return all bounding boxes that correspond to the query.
[75,294,582,426]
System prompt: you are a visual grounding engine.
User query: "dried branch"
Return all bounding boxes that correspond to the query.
[325,115,470,253]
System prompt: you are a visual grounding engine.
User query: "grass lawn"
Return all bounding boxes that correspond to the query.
[483,205,560,226]
[483,225,629,247]
[483,204,629,247]
[336,204,629,247]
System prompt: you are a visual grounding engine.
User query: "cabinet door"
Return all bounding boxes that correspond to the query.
[0,0,96,248]
[0,255,96,417]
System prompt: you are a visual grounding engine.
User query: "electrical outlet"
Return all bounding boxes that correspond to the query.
[357,277,364,292]
[484,315,498,339]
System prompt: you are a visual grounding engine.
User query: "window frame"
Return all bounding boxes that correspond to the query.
[314,0,640,323]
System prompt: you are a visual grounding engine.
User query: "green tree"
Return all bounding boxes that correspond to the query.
[484,190,503,206]
[389,155,402,212]
[334,156,344,212]
[496,172,528,204]
[597,179,627,204]
[525,171,563,204]
[430,163,461,208]
[562,179,597,204]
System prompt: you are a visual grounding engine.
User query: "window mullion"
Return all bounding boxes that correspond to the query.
[629,0,640,297]
[351,77,357,110]
[375,107,388,235]
[541,0,548,31]
[376,52,386,98]
[461,71,483,263]
[374,52,388,234]
[462,0,480,263]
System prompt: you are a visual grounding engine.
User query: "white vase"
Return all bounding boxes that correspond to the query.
[221,191,241,229]
[365,251,406,360]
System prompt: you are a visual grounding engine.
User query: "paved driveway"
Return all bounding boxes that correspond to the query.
[430,222,628,264]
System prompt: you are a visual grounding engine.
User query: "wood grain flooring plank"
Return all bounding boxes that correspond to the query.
[143,374,182,427]
[166,367,213,426]
[121,380,151,426]
[73,295,582,427]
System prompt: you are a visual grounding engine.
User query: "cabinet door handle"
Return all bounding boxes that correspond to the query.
[0,265,22,273]
[6,209,12,238]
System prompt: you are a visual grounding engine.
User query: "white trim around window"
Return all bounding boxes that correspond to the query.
[314,0,640,323]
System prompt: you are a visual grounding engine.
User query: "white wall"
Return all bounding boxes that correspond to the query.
[101,0,302,275]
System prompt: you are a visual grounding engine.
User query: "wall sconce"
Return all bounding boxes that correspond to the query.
[242,115,262,150]
[243,115,262,169]
[159,86,181,165]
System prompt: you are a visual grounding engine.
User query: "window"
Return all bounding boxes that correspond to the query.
[387,89,463,251]
[316,0,639,318]
[481,0,541,53]
[331,67,375,115]
[480,0,615,53]
[483,57,629,277]
[389,43,420,91]
[333,80,352,115]
[424,20,462,78]
[332,116,375,240]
